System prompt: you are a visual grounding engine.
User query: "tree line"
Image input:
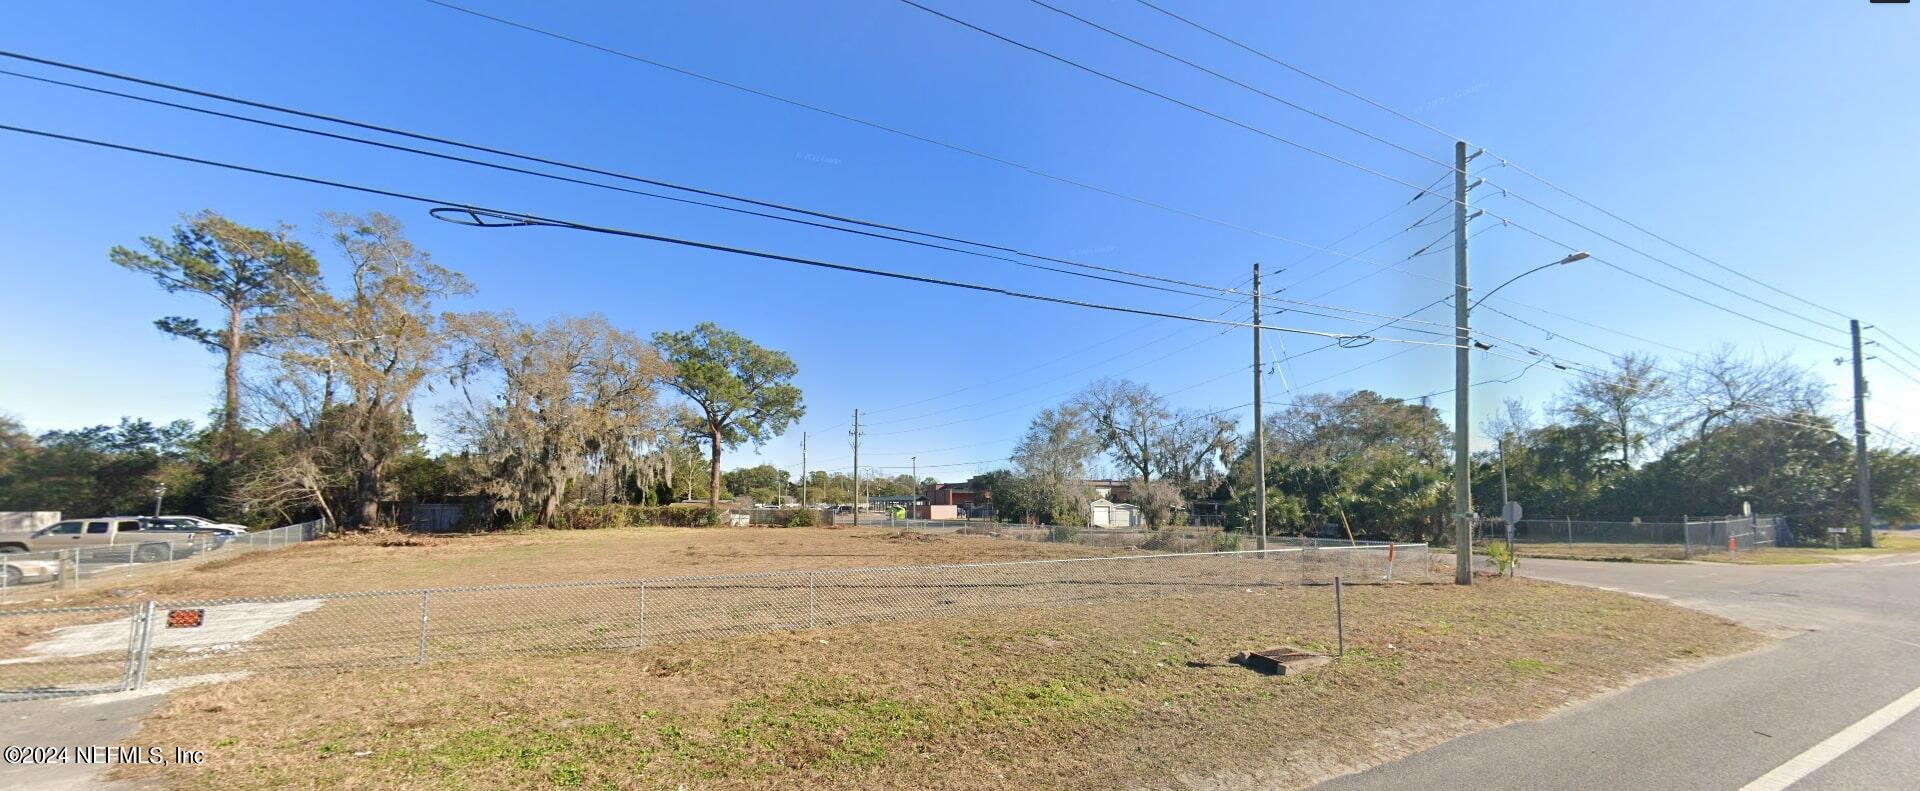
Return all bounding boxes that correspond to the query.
[0,210,803,529]
[974,350,1919,541]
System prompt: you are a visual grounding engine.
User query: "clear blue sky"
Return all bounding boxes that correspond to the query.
[2,0,1916,482]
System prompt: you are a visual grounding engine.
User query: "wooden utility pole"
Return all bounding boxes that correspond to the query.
[1453,140,1474,585]
[851,410,862,517]
[1252,262,1267,551]
[1852,320,1876,548]
[800,431,808,507]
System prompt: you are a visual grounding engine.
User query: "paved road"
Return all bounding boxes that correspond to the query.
[1315,553,1920,790]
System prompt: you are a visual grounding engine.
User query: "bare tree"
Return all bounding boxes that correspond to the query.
[265,213,470,527]
[1555,353,1670,467]
[1155,410,1237,499]
[1672,345,1827,442]
[1071,378,1172,482]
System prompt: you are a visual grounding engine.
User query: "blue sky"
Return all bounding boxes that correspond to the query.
[2,0,1916,482]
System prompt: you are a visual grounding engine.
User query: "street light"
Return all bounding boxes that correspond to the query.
[1470,252,1589,309]
[1454,248,1587,585]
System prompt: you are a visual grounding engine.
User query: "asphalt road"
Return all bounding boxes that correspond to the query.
[1314,553,1920,791]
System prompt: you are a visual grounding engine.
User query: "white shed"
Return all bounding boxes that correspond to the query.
[1089,499,1141,529]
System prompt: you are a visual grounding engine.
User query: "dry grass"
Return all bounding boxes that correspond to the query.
[1502,531,1920,566]
[113,576,1759,790]
[1509,542,1693,563]
[0,527,1119,610]
[1695,530,1920,565]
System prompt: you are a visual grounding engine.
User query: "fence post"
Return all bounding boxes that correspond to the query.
[122,603,146,689]
[637,581,647,648]
[417,591,430,665]
[1334,576,1345,657]
[67,549,79,590]
[132,600,157,689]
[1385,542,1396,582]
[1681,515,1693,558]
[807,573,818,629]
[1566,517,1573,550]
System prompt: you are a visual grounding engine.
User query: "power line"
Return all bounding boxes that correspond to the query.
[904,0,1838,349]
[0,122,1403,344]
[864,276,1257,425]
[891,0,1458,205]
[0,53,1246,302]
[1873,328,1920,363]
[1865,335,1920,374]
[411,2,1440,270]
[1130,0,1858,331]
[914,0,1804,355]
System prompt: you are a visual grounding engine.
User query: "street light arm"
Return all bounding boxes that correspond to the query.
[1468,252,1589,310]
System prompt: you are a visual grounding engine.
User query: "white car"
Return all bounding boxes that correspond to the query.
[150,515,249,536]
[2,557,60,587]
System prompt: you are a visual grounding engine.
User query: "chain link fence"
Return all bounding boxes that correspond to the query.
[0,541,1428,703]
[0,519,326,604]
[1473,515,1784,560]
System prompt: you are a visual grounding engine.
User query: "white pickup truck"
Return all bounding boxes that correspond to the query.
[0,516,218,562]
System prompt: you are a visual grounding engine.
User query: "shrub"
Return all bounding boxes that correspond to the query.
[1140,528,1181,551]
[1211,531,1242,553]
[1486,540,1518,576]
[785,509,817,528]
[552,505,627,530]
[1045,523,1081,544]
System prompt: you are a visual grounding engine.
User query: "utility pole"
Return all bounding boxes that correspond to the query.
[1852,320,1876,548]
[1252,262,1268,551]
[1452,140,1473,585]
[801,432,808,507]
[851,409,862,518]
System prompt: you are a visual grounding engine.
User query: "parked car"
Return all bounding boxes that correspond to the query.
[1,557,60,586]
[148,515,249,536]
[0,517,215,562]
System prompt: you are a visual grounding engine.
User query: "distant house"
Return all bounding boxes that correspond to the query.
[1089,499,1142,529]
[1082,479,1132,502]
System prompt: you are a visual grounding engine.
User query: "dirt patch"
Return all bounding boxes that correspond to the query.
[111,577,1760,790]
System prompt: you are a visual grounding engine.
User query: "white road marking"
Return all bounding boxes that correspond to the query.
[1738,683,1920,791]
[1875,558,1920,568]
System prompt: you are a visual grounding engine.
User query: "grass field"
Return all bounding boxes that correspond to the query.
[0,527,1119,610]
[49,526,1765,790]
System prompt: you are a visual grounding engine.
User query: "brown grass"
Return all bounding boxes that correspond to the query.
[113,575,1760,790]
[0,527,1120,610]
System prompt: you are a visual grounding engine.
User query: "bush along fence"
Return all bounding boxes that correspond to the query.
[1472,515,1784,559]
[0,541,1430,703]
[0,519,327,604]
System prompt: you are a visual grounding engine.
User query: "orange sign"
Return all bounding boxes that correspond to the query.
[166,609,205,628]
